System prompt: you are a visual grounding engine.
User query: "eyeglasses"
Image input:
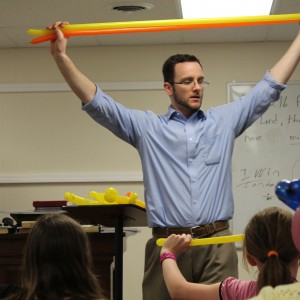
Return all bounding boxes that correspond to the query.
[170,80,209,87]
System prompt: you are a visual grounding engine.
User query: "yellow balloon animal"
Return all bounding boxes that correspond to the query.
[64,187,146,209]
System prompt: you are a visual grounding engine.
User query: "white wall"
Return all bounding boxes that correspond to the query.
[0,40,300,300]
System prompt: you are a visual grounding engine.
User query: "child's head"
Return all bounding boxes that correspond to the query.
[243,206,298,292]
[21,213,104,299]
[22,213,93,276]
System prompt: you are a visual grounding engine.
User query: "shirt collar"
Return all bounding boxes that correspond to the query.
[163,106,206,122]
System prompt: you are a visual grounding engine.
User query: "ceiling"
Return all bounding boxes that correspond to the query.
[0,0,299,49]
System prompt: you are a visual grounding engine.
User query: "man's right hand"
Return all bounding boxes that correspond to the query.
[45,21,97,104]
[47,21,70,59]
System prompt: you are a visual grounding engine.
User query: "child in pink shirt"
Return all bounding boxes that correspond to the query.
[160,207,298,300]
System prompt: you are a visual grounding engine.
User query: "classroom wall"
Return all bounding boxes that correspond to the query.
[0,40,300,300]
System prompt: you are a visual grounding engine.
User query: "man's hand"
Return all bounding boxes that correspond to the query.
[47,21,70,59]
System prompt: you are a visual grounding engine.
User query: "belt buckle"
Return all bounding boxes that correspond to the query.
[190,226,201,238]
[190,223,216,238]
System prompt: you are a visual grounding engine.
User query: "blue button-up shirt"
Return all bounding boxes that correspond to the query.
[83,71,286,227]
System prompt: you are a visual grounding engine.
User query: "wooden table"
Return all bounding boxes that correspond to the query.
[4,204,148,300]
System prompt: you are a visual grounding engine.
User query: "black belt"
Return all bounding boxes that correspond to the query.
[152,220,229,239]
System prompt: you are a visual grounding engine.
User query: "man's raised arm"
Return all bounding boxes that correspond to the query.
[270,25,300,84]
[48,21,96,104]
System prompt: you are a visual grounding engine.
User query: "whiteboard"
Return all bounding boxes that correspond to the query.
[228,82,300,235]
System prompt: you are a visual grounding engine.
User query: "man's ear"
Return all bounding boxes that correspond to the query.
[246,254,257,266]
[164,82,173,96]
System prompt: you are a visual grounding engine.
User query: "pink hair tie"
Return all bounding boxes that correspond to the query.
[267,250,278,257]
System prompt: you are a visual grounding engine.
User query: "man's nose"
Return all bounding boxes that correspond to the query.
[193,81,202,90]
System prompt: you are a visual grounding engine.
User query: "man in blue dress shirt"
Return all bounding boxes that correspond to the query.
[47,21,300,299]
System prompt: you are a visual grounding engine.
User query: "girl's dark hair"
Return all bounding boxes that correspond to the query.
[243,206,298,293]
[19,214,106,300]
[162,54,202,83]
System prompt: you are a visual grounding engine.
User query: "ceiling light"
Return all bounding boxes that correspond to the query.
[110,3,154,14]
[180,0,274,19]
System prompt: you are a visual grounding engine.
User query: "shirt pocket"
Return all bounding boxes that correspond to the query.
[203,134,222,165]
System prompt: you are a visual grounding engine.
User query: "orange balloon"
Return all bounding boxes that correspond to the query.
[30,16,299,44]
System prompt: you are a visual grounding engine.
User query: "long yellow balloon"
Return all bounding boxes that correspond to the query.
[156,234,244,247]
[28,13,300,37]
